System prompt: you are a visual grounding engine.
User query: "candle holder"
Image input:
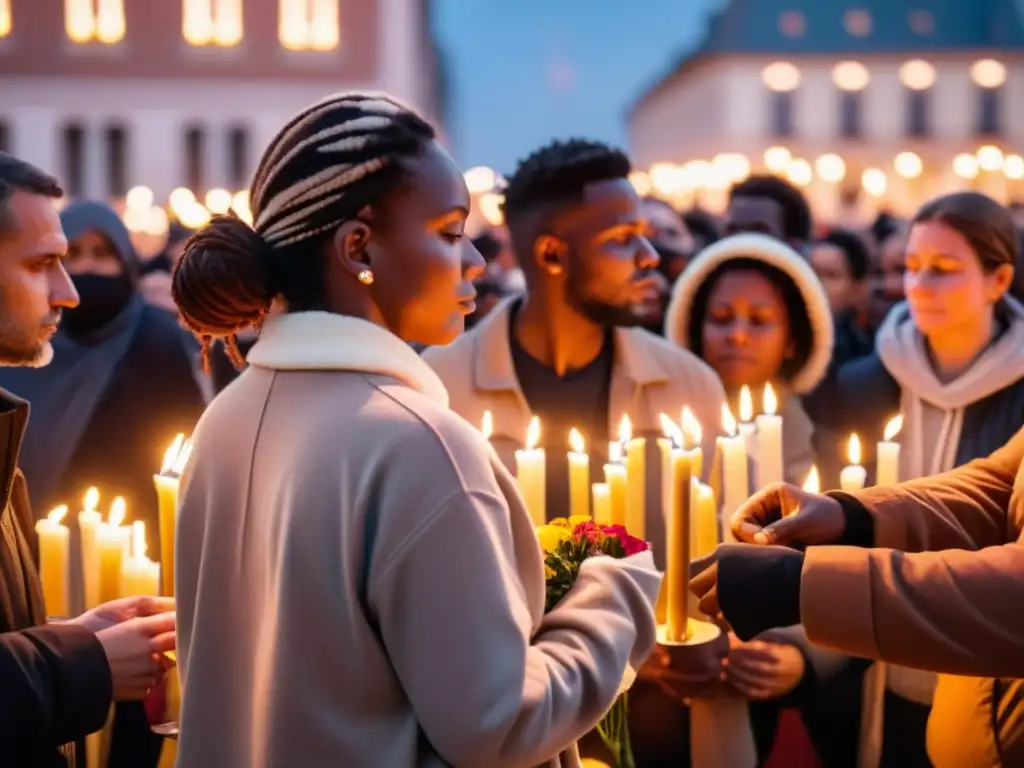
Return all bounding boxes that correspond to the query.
[657,620,758,768]
[150,721,179,740]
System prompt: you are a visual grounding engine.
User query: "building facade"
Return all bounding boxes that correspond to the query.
[627,1,1024,219]
[0,0,445,204]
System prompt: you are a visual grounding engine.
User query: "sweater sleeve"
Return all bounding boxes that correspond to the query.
[370,490,662,768]
[0,624,113,746]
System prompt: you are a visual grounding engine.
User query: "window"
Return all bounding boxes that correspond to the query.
[770,91,795,138]
[978,87,1003,136]
[62,123,86,199]
[104,124,127,197]
[65,0,125,44]
[0,0,11,38]
[279,0,340,51]
[184,125,206,194]
[227,125,249,188]
[839,91,863,138]
[906,89,931,138]
[0,121,9,153]
[183,0,242,47]
[844,9,872,37]
[778,11,805,38]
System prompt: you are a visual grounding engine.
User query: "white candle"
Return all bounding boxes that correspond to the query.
[480,410,493,441]
[78,487,102,610]
[680,407,704,480]
[567,428,590,519]
[717,405,749,542]
[755,383,784,489]
[98,498,130,603]
[619,415,646,538]
[121,521,160,597]
[840,433,867,491]
[36,505,70,618]
[515,416,546,525]
[876,415,903,487]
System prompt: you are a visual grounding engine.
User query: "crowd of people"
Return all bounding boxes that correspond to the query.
[0,90,1021,768]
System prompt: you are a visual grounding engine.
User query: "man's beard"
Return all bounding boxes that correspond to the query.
[566,273,645,329]
[0,339,53,368]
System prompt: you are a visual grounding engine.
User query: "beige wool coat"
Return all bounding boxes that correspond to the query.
[173,311,662,768]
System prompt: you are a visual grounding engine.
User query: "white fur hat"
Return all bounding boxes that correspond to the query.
[664,232,834,394]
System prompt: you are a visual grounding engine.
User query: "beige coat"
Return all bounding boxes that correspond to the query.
[424,298,726,559]
[173,311,662,768]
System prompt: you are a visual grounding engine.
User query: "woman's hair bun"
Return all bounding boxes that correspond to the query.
[172,213,276,342]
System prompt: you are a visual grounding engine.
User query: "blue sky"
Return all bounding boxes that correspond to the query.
[433,0,717,172]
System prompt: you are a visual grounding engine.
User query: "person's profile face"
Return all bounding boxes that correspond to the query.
[366,140,485,346]
[700,267,792,392]
[0,191,78,366]
[555,178,660,328]
[809,243,856,312]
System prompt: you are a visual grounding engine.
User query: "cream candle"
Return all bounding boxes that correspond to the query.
[840,433,867,491]
[155,433,192,597]
[122,521,160,597]
[98,498,130,603]
[603,442,628,527]
[717,405,749,542]
[665,436,697,642]
[876,414,903,487]
[567,428,590,519]
[591,482,612,526]
[36,505,70,618]
[515,417,546,525]
[78,487,102,610]
[691,479,718,559]
[755,383,784,489]
[619,415,646,539]
[680,407,704,480]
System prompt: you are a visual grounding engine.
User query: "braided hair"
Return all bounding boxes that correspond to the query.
[173,92,436,369]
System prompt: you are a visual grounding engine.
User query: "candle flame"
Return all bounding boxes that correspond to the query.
[739,386,753,422]
[659,413,683,448]
[884,414,904,442]
[481,410,493,440]
[608,441,623,462]
[847,433,862,466]
[763,383,778,416]
[160,433,185,475]
[48,505,68,525]
[721,404,738,437]
[172,439,193,475]
[132,520,147,559]
[525,416,541,450]
[681,406,702,447]
[617,414,632,443]
[802,465,821,493]
[83,487,100,513]
[568,428,585,454]
[109,497,126,528]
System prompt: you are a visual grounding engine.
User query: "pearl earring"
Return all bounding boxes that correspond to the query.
[357,269,374,285]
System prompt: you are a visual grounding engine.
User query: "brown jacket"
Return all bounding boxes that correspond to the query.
[174,312,662,768]
[801,425,1024,767]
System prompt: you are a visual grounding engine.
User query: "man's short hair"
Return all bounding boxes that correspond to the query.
[0,153,63,234]
[728,174,812,243]
[501,139,631,222]
[818,228,871,281]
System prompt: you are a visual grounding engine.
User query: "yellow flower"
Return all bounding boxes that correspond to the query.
[568,514,592,528]
[548,517,571,529]
[536,524,571,554]
[544,563,556,580]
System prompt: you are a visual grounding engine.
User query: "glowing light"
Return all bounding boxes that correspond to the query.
[970,59,1006,89]
[125,186,154,211]
[659,413,683,448]
[761,61,801,92]
[205,188,232,215]
[815,153,846,184]
[739,386,753,423]
[953,153,979,179]
[884,415,903,442]
[569,428,585,454]
[893,152,923,179]
[764,146,792,173]
[478,192,504,226]
[618,415,632,443]
[681,407,702,447]
[48,505,69,525]
[1004,154,1024,180]
[649,163,686,195]
[832,61,870,91]
[95,0,125,43]
[279,0,340,51]
[525,416,541,451]
[464,166,497,195]
[108,497,126,528]
[721,404,737,438]
[143,206,170,238]
[786,158,813,187]
[861,168,887,197]
[132,521,148,558]
[846,433,862,466]
[763,383,778,416]
[480,411,493,439]
[899,59,936,90]
[84,487,100,513]
[0,0,10,38]
[628,171,652,196]
[976,145,1004,172]
[802,466,820,493]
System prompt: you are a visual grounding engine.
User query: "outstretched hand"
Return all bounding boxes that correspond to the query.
[73,596,176,635]
[731,482,846,548]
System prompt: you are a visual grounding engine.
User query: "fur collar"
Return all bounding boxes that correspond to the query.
[247,312,450,407]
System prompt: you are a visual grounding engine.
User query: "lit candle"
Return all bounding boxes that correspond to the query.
[481,410,493,440]
[755,383,784,489]
[98,498,130,603]
[591,482,612,526]
[121,521,160,597]
[604,442,628,526]
[78,487,102,611]
[567,428,590,519]
[840,433,867,492]
[515,417,546,525]
[681,407,704,479]
[876,414,903,487]
[803,465,821,494]
[665,420,697,642]
[717,405,750,541]
[36,505,70,618]
[619,415,646,539]
[738,385,756,449]
[155,433,192,597]
[691,479,718,559]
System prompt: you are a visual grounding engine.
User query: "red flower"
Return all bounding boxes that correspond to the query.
[600,524,649,556]
[572,520,603,544]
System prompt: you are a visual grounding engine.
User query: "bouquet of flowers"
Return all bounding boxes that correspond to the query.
[535,515,650,768]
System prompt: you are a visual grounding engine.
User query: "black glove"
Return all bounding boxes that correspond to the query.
[717,544,805,641]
